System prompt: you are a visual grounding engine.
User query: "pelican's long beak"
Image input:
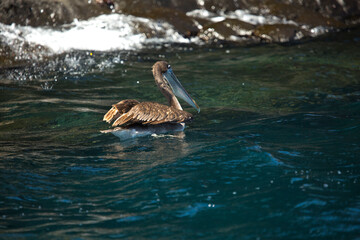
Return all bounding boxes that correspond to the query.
[163,68,200,113]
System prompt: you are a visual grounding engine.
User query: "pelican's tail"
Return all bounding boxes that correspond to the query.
[103,107,119,123]
[103,99,140,124]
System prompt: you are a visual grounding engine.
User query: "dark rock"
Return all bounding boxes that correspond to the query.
[1,0,359,31]
[281,0,360,21]
[113,0,199,14]
[200,0,360,25]
[199,19,255,42]
[263,1,346,28]
[253,24,309,43]
[203,0,239,12]
[120,6,199,37]
[0,0,111,27]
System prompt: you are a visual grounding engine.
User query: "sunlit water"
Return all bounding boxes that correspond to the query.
[1,29,360,239]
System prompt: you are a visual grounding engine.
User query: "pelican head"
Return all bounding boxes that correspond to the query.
[152,61,200,113]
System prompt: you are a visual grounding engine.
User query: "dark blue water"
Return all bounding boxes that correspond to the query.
[1,30,360,239]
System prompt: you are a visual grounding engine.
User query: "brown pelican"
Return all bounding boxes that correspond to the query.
[103,61,200,136]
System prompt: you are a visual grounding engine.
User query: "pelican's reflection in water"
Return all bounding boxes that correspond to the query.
[103,130,194,175]
[101,122,185,140]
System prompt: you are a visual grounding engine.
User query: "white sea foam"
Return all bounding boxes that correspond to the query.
[0,13,196,55]
[228,9,297,25]
[186,9,297,25]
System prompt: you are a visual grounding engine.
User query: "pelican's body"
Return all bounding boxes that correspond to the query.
[103,61,199,137]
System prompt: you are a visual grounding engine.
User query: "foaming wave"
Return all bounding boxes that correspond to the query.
[0,13,198,56]
[186,9,297,25]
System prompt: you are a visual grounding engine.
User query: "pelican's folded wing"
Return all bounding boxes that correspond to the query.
[112,102,193,127]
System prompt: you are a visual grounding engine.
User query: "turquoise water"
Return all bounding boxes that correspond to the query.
[1,30,360,239]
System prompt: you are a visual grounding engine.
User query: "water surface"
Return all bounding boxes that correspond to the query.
[1,30,360,239]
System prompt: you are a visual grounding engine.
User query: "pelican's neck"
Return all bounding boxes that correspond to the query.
[153,67,183,111]
[169,94,183,110]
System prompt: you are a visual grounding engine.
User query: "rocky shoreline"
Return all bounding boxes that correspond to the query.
[1,0,359,35]
[1,0,360,69]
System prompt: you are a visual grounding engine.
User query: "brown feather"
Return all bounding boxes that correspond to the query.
[108,101,192,127]
[112,112,132,127]
[113,99,139,113]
